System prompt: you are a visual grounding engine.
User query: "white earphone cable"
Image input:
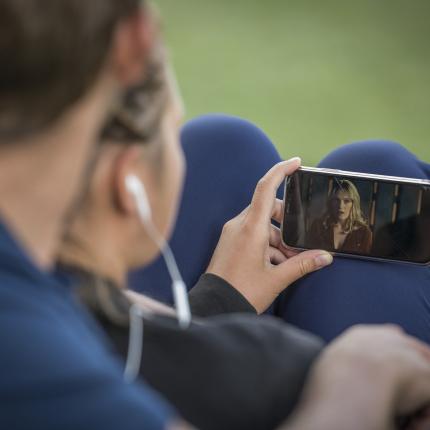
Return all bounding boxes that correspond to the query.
[124,304,146,382]
[124,175,191,381]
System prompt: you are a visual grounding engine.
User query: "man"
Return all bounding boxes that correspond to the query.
[0,1,429,430]
[0,1,183,429]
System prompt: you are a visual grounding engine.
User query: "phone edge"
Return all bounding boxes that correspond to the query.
[280,167,430,266]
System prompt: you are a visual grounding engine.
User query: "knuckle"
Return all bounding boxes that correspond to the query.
[222,219,235,232]
[298,260,306,276]
[256,177,268,192]
[299,259,313,276]
[241,218,254,233]
[346,325,366,335]
[383,324,403,333]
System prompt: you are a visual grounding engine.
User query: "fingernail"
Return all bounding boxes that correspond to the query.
[285,157,301,165]
[315,252,333,267]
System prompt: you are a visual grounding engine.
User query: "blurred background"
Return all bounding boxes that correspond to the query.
[157,0,430,166]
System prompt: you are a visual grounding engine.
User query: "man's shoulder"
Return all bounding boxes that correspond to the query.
[0,275,174,430]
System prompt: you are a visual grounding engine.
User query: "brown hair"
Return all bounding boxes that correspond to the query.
[0,0,141,142]
[101,34,171,147]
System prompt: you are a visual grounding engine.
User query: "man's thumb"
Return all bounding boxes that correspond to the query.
[275,250,333,286]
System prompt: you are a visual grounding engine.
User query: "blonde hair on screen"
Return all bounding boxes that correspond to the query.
[323,179,368,233]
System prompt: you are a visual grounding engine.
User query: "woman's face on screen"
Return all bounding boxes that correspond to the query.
[330,190,353,222]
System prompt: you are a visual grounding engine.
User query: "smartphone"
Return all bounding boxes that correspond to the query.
[281,167,430,265]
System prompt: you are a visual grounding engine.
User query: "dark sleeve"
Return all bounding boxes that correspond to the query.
[143,313,324,430]
[188,273,257,317]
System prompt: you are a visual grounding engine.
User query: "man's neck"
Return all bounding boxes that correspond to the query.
[0,136,70,268]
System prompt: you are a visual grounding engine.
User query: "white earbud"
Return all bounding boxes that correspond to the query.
[125,174,152,224]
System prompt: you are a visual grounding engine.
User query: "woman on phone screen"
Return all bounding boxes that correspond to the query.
[308,179,372,254]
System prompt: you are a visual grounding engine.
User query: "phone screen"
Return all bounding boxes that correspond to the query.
[282,169,430,264]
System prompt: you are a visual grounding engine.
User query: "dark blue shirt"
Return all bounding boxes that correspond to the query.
[0,221,175,430]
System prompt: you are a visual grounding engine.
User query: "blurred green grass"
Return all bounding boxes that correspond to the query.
[157,0,430,165]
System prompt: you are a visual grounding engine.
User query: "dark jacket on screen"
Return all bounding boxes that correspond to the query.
[308,219,372,254]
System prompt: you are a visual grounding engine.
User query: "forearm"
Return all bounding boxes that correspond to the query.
[280,358,395,430]
[281,394,393,430]
[126,273,256,319]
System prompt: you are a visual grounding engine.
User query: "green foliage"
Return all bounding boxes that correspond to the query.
[157,0,430,165]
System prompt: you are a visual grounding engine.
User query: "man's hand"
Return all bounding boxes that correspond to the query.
[284,325,430,430]
[207,157,333,314]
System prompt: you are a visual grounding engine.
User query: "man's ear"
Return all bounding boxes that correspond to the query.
[110,6,155,86]
[113,145,146,216]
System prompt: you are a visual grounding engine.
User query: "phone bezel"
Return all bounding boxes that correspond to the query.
[281,166,430,266]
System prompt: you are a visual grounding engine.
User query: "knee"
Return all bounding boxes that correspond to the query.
[319,140,426,179]
[181,114,281,166]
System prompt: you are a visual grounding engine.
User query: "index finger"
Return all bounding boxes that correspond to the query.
[248,157,301,225]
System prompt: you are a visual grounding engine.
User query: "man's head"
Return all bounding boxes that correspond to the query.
[58,36,186,282]
[0,0,154,267]
[0,0,146,139]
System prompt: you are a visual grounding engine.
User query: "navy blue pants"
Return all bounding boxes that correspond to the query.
[129,114,430,344]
